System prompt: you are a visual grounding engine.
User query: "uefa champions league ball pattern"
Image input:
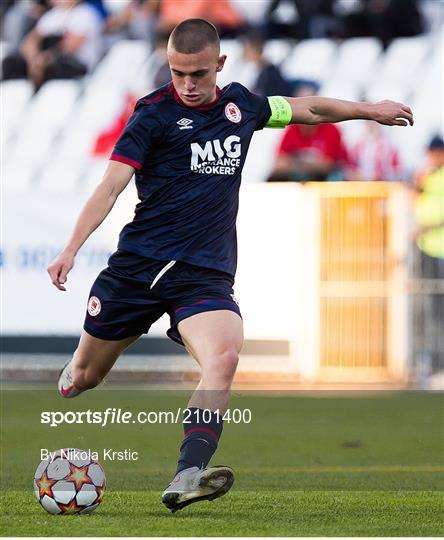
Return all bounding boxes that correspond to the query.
[34,449,106,515]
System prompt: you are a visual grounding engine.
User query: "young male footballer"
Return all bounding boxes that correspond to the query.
[48,18,413,512]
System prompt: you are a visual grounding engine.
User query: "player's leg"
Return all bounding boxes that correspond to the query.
[58,331,140,398]
[58,251,168,398]
[179,309,243,411]
[176,309,242,468]
[162,309,242,512]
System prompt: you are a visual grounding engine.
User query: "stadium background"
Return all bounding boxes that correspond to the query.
[1,0,443,388]
[1,2,443,536]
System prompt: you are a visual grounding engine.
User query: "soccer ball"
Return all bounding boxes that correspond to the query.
[34,448,106,515]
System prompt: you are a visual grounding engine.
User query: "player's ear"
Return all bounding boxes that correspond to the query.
[216,54,227,72]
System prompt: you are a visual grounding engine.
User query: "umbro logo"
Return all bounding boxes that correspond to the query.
[177,118,193,130]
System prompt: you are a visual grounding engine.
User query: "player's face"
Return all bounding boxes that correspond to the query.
[168,45,226,107]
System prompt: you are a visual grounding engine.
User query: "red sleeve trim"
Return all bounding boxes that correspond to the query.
[110,154,142,170]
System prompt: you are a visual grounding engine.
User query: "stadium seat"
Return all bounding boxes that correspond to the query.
[366,43,442,167]
[220,39,243,62]
[395,128,429,174]
[3,33,439,195]
[365,81,408,103]
[263,39,293,65]
[281,39,336,83]
[242,128,283,183]
[368,41,441,175]
[76,82,125,126]
[90,39,151,89]
[235,61,260,89]
[5,80,81,171]
[421,1,444,34]
[333,38,382,87]
[417,44,443,91]
[231,0,269,26]
[411,88,443,150]
[335,120,366,152]
[53,83,126,163]
[82,158,111,195]
[1,80,34,144]
[320,80,362,101]
[23,80,80,128]
[3,162,36,193]
[140,51,167,93]
[218,40,243,88]
[376,37,430,88]
[413,82,443,134]
[220,39,291,88]
[36,158,85,194]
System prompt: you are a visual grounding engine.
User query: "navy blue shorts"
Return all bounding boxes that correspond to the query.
[83,250,241,346]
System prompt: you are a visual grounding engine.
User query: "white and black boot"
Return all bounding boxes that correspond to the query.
[162,465,234,513]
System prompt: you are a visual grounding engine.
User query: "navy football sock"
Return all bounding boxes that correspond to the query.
[176,407,223,474]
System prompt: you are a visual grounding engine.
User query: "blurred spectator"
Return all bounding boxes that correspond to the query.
[268,83,350,182]
[242,30,291,96]
[348,121,403,181]
[338,0,424,47]
[158,0,245,38]
[105,0,158,44]
[262,0,424,43]
[414,135,444,191]
[2,0,103,88]
[230,0,270,29]
[91,25,170,158]
[92,93,137,157]
[412,135,444,342]
[413,135,444,278]
[0,0,14,20]
[1,0,50,49]
[264,0,342,40]
[263,0,300,39]
[86,0,108,21]
[414,168,444,273]
[150,25,171,88]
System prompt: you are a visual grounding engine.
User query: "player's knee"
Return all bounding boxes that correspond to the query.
[203,348,239,387]
[72,366,101,390]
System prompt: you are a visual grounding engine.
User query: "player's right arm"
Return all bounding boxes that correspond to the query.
[265,95,413,127]
[47,161,134,291]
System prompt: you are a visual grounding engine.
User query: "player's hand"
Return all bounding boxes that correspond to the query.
[47,251,75,291]
[372,100,414,127]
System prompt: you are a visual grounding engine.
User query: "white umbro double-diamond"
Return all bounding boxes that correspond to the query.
[177,118,193,130]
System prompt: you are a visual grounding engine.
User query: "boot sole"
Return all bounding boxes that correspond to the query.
[162,466,234,513]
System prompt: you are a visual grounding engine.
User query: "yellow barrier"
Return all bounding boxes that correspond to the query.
[305,182,409,381]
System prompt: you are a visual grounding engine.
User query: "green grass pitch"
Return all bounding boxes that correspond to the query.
[1,386,443,536]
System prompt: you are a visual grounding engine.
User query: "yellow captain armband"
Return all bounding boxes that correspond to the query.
[265,96,293,128]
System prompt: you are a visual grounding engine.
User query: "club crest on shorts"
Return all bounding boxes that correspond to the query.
[225,102,242,123]
[87,296,101,316]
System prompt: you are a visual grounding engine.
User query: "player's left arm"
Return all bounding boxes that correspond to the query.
[266,95,414,128]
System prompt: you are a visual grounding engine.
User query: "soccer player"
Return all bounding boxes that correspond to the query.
[48,18,413,512]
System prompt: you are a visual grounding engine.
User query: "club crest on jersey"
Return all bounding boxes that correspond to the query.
[87,296,101,317]
[177,118,193,130]
[225,102,242,123]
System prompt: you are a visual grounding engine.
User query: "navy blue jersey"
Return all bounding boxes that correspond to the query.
[111,81,271,276]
